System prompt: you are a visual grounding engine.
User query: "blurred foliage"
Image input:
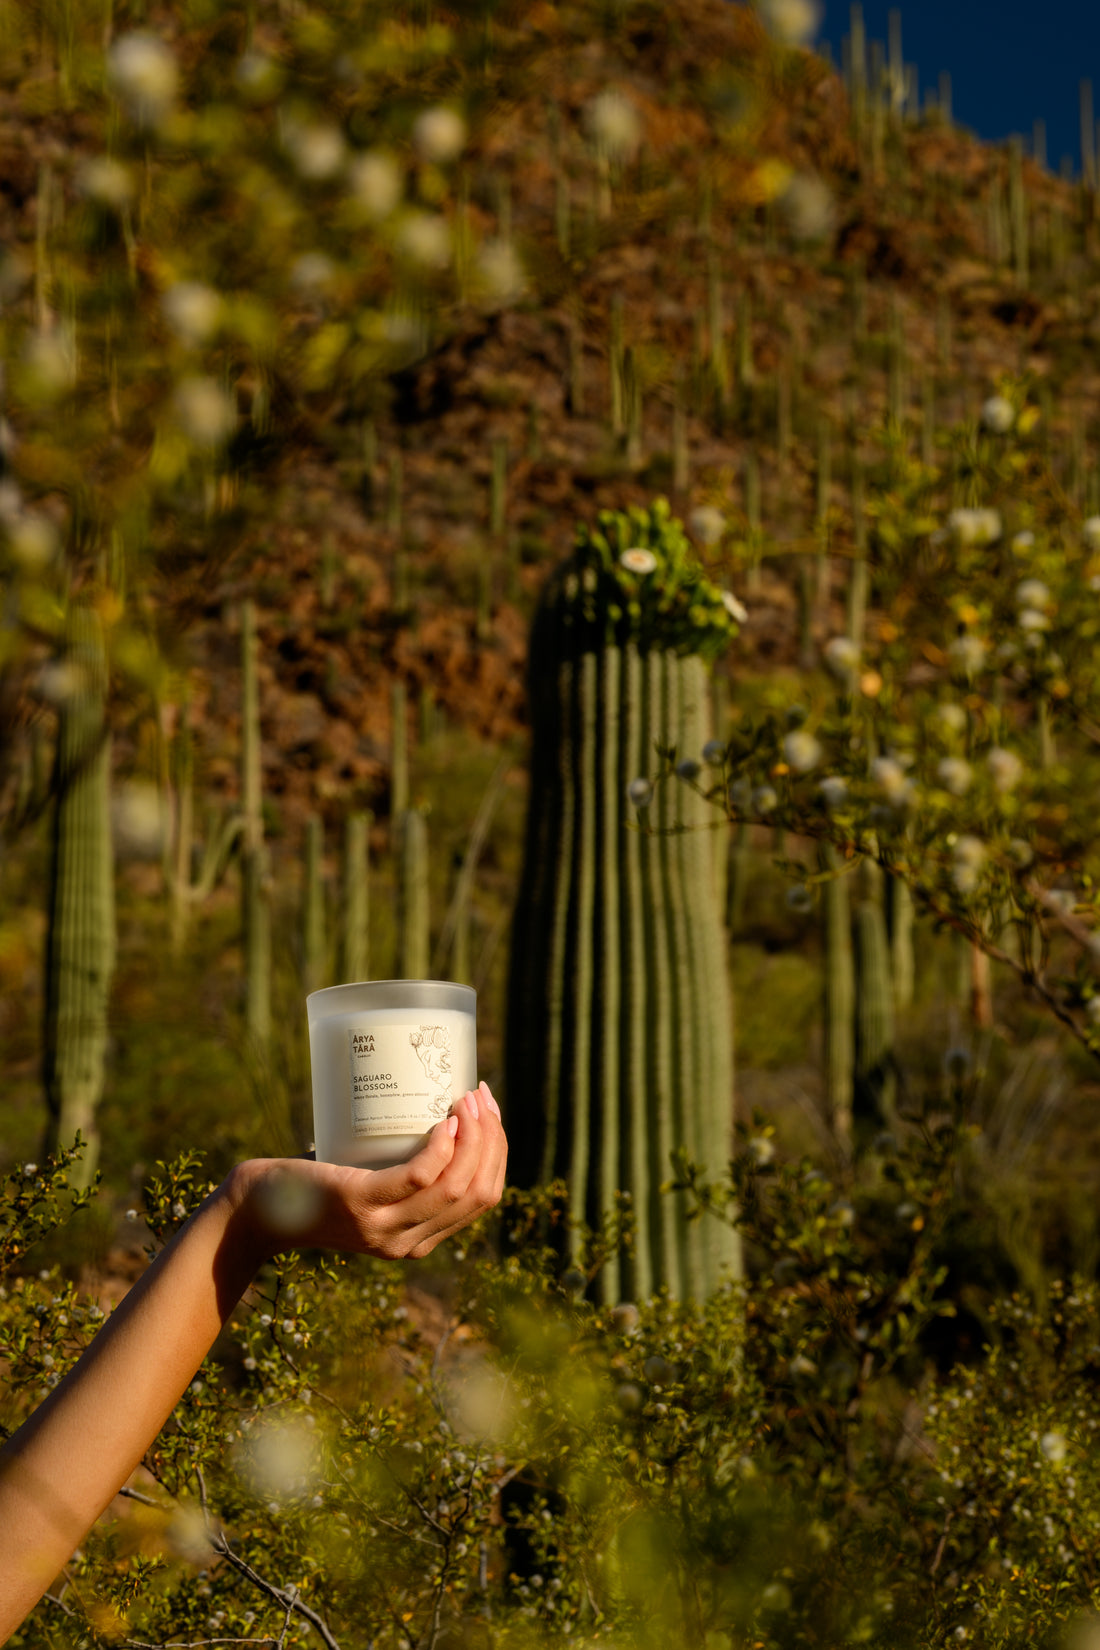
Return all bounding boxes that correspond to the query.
[6,1113,1100,1646]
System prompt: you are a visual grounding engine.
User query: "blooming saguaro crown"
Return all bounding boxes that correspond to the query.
[550,498,745,662]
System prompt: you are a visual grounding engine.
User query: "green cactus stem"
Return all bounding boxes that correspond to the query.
[853,859,896,1144]
[391,678,409,832]
[167,696,242,954]
[821,843,855,1150]
[397,807,430,979]
[506,501,741,1301]
[609,293,625,436]
[302,813,326,996]
[241,598,271,1047]
[341,810,371,984]
[43,604,115,1187]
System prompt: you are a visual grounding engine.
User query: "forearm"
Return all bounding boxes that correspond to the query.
[0,1169,264,1639]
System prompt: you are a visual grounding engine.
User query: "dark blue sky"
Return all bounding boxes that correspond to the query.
[817,1,1099,174]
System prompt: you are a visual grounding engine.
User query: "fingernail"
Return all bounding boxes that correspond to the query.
[447,1114,459,1137]
[466,1089,479,1120]
[484,1088,501,1118]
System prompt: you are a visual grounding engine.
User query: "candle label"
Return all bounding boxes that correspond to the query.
[348,1024,454,1137]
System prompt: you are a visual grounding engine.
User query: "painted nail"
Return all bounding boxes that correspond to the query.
[447,1114,459,1138]
[484,1088,501,1119]
[467,1089,479,1120]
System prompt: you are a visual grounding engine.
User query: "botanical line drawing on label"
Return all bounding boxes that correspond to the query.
[409,1024,453,1115]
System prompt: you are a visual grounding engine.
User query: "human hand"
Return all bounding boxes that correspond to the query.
[226,1082,507,1263]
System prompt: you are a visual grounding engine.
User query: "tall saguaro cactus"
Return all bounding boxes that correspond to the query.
[241,599,271,1046]
[43,604,116,1185]
[507,501,742,1302]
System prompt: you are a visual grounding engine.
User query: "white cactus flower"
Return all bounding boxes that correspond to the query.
[162,282,223,346]
[872,756,914,808]
[818,775,848,810]
[290,253,336,292]
[172,377,237,449]
[394,211,451,269]
[987,747,1023,793]
[22,330,77,400]
[1015,578,1050,610]
[952,835,986,894]
[347,151,403,220]
[7,515,58,572]
[780,173,835,242]
[948,635,987,680]
[627,777,654,808]
[285,122,347,181]
[620,547,658,575]
[748,1136,776,1165]
[934,702,968,736]
[76,156,134,209]
[112,781,166,859]
[413,106,467,164]
[476,240,525,305]
[1040,1430,1067,1465]
[108,33,179,126]
[583,90,641,160]
[981,395,1015,434]
[23,1163,37,1178]
[1011,529,1035,553]
[1018,607,1050,634]
[688,505,726,546]
[752,784,779,814]
[783,729,822,773]
[948,507,1002,547]
[756,0,822,44]
[823,635,859,683]
[1084,516,1100,553]
[936,757,973,797]
[722,590,748,623]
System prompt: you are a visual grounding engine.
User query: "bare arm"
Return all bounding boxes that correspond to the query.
[0,1084,506,1641]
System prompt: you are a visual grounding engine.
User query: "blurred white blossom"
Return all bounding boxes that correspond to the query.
[394,211,451,269]
[753,784,779,814]
[948,635,987,680]
[934,703,967,736]
[347,151,403,220]
[702,739,727,764]
[6,514,58,572]
[756,0,821,44]
[172,377,237,448]
[818,775,848,810]
[948,507,1002,547]
[627,777,654,808]
[1041,1430,1067,1465]
[77,156,134,209]
[1011,529,1036,553]
[475,240,526,305]
[780,173,835,242]
[823,635,859,684]
[1015,578,1049,610]
[112,781,166,860]
[583,90,642,160]
[413,106,467,164]
[952,835,986,894]
[675,758,702,782]
[21,329,77,400]
[783,729,822,773]
[981,395,1014,434]
[284,122,347,182]
[1085,516,1100,553]
[872,756,914,809]
[162,282,223,346]
[722,591,748,623]
[290,253,336,293]
[987,747,1023,793]
[936,757,972,797]
[235,1415,321,1503]
[108,33,178,126]
[688,505,726,546]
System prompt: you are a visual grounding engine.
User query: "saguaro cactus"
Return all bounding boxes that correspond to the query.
[241,599,271,1047]
[43,604,116,1184]
[507,500,742,1302]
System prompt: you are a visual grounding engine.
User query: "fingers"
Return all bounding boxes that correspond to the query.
[403,1083,508,1258]
[354,1112,460,1208]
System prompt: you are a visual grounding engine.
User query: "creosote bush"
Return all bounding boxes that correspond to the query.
[6,1113,1100,1648]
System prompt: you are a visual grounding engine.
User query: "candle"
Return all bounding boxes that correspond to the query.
[307,980,477,1168]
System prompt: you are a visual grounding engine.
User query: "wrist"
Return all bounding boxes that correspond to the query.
[217,1160,282,1269]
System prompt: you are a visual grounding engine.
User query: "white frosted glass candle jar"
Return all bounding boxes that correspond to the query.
[307,980,476,1169]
